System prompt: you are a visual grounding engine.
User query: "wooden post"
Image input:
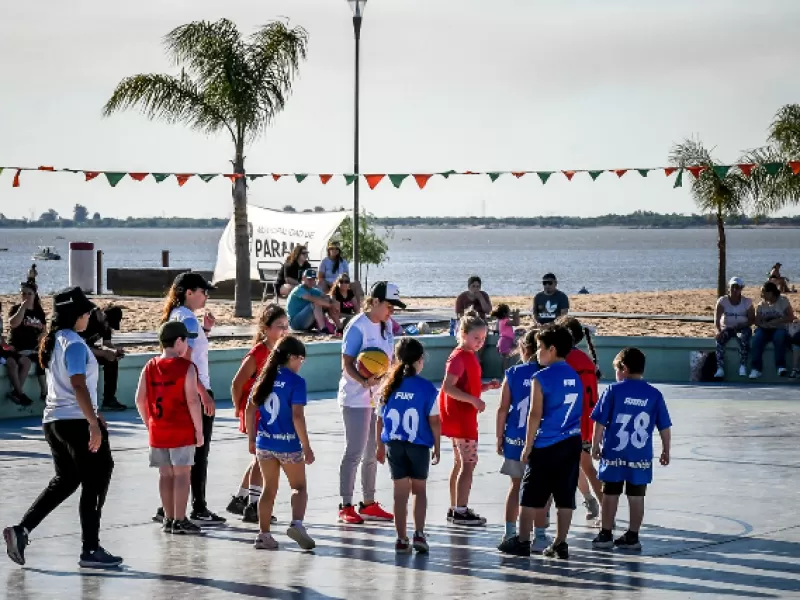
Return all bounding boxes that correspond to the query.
[162,250,169,267]
[96,250,103,294]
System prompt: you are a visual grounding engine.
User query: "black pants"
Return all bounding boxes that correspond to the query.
[191,390,214,513]
[20,420,114,553]
[95,355,119,403]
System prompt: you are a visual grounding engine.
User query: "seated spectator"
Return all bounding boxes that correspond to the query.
[5,281,47,406]
[791,323,800,379]
[318,241,350,292]
[455,276,492,319]
[276,245,312,298]
[713,277,755,379]
[79,305,127,411]
[768,263,794,294]
[749,281,795,379]
[287,269,338,333]
[329,274,359,332]
[533,273,569,325]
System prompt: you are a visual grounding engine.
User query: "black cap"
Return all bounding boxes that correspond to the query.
[302,268,317,280]
[543,273,557,281]
[158,321,198,344]
[173,272,216,291]
[53,286,96,318]
[370,281,406,309]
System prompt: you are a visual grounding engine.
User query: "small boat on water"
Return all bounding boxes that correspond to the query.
[0,248,8,252]
[32,246,61,260]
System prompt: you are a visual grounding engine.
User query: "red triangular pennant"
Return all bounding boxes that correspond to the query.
[365,174,385,190]
[413,174,432,189]
[512,172,526,178]
[319,174,333,184]
[12,169,21,188]
[687,165,707,179]
[614,169,628,178]
[38,166,55,171]
[664,167,678,177]
[272,174,282,181]
[84,171,100,181]
[129,172,148,181]
[789,161,800,176]
[737,164,755,177]
[562,170,576,181]
[176,174,193,187]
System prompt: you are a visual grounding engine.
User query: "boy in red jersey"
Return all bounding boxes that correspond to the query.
[558,317,604,522]
[135,321,204,535]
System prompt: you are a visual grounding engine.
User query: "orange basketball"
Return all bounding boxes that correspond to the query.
[356,347,390,379]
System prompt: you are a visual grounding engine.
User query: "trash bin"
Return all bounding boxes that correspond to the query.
[69,242,95,293]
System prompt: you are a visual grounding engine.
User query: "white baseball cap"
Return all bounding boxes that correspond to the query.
[370,281,406,309]
[728,276,744,288]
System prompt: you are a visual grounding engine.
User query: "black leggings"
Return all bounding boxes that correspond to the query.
[191,390,214,513]
[20,420,114,553]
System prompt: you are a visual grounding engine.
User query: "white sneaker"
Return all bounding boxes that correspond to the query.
[254,532,279,550]
[749,369,762,379]
[531,533,551,554]
[713,367,725,379]
[739,365,748,377]
[778,367,788,377]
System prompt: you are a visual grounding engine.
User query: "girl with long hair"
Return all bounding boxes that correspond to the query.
[375,338,440,553]
[318,240,350,293]
[5,280,47,405]
[277,245,312,297]
[228,304,289,523]
[4,287,121,568]
[246,336,315,551]
[155,272,225,525]
[329,273,359,332]
[337,281,405,525]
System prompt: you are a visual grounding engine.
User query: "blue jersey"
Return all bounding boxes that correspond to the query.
[502,361,541,460]
[379,375,439,448]
[256,367,308,453]
[532,361,583,448]
[591,379,672,485]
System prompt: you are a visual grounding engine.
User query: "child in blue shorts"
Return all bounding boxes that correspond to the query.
[376,338,441,554]
[591,347,672,551]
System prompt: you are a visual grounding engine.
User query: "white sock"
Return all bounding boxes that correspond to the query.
[290,519,303,528]
[237,487,249,499]
[455,506,468,514]
[249,485,262,505]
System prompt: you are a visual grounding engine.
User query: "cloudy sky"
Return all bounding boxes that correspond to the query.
[1,0,798,219]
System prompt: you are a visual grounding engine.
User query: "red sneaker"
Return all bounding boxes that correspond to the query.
[358,501,394,522]
[338,504,364,525]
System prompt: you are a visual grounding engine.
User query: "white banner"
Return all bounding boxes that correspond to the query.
[213,205,348,282]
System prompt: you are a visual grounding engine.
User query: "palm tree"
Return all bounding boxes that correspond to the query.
[769,104,800,158]
[747,105,800,215]
[103,19,308,317]
[669,138,751,297]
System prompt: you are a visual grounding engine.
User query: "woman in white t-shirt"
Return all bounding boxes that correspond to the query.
[337,282,405,525]
[713,276,755,379]
[154,273,226,525]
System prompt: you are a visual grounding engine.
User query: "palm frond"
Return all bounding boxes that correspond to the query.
[744,145,800,214]
[769,104,800,159]
[103,73,234,139]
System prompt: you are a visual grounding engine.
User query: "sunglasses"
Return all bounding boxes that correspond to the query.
[542,281,556,286]
[300,251,309,256]
[340,279,350,284]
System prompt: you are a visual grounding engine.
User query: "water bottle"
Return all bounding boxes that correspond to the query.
[449,318,457,336]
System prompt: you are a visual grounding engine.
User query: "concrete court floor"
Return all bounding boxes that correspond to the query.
[0,384,799,600]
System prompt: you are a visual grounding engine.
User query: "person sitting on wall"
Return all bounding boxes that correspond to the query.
[455,276,492,319]
[5,280,47,406]
[329,274,359,332]
[533,273,569,325]
[287,269,339,334]
[768,263,795,294]
[276,245,312,298]
[749,281,795,379]
[80,305,127,411]
[318,241,349,292]
[713,277,755,380]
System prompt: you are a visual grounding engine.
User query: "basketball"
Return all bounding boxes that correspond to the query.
[356,347,390,379]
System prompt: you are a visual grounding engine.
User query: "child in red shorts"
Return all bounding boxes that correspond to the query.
[228,304,289,522]
[135,321,204,535]
[439,311,500,526]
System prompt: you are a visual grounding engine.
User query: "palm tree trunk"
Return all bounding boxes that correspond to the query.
[716,209,727,298]
[232,140,252,318]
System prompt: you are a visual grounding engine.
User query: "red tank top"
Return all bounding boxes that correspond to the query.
[438,347,483,441]
[566,348,599,442]
[145,356,196,448]
[238,343,271,434]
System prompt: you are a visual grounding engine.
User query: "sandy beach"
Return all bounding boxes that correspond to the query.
[4,288,798,354]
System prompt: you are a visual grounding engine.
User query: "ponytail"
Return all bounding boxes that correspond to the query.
[378,337,424,405]
[38,310,82,369]
[251,336,306,407]
[584,326,602,378]
[160,285,186,325]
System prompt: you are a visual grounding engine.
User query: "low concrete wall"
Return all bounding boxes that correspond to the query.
[106,268,262,299]
[0,334,794,420]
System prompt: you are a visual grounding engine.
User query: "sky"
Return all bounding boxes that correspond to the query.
[1,0,799,220]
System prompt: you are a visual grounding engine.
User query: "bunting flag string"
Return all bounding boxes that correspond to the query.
[1,162,798,189]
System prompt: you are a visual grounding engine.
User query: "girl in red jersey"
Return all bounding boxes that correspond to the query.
[228,304,289,522]
[439,311,500,526]
[558,316,604,522]
[135,321,204,535]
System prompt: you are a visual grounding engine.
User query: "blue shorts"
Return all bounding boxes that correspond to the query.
[289,304,316,331]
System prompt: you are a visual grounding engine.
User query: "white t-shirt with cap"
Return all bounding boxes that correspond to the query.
[42,330,99,423]
[337,313,394,408]
[170,306,211,390]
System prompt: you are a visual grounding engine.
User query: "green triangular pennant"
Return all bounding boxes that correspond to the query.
[198,174,218,183]
[673,169,684,189]
[104,172,126,187]
[439,170,457,179]
[712,165,731,179]
[0,167,4,176]
[152,173,170,183]
[537,171,552,184]
[488,172,502,182]
[294,174,308,183]
[588,170,603,181]
[637,169,649,177]
[247,174,264,181]
[344,174,357,186]
[763,162,784,176]
[388,174,409,188]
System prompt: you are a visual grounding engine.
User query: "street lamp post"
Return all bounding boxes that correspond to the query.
[348,0,367,281]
